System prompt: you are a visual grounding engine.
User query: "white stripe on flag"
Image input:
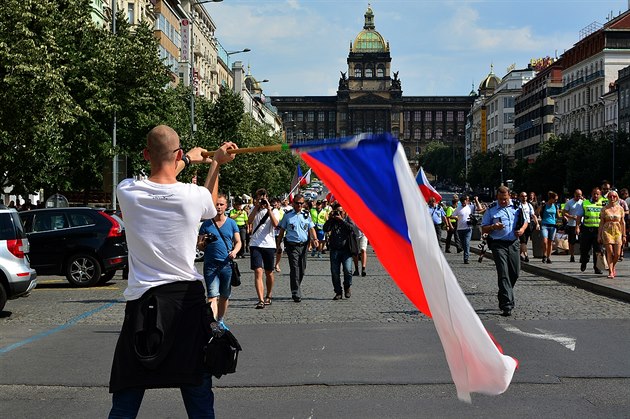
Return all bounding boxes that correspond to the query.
[393,144,516,402]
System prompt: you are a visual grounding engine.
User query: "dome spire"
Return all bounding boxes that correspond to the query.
[364,3,375,30]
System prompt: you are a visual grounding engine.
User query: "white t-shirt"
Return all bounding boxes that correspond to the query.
[452,203,475,230]
[117,178,216,301]
[249,208,276,248]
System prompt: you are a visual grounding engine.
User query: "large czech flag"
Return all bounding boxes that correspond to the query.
[298,133,517,402]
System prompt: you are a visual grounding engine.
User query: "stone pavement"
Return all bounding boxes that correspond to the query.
[465,237,630,303]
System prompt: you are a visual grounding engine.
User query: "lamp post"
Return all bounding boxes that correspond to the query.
[189,0,223,140]
[112,0,118,210]
[226,48,251,67]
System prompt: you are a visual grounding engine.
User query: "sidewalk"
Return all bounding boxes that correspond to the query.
[467,238,630,303]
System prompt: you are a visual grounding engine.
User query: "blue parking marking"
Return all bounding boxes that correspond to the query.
[0,300,121,355]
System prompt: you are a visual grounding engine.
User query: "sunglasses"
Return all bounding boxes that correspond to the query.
[293,201,305,205]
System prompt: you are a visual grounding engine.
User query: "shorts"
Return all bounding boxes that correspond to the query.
[565,226,578,245]
[541,225,556,240]
[316,229,325,241]
[519,225,532,244]
[204,260,232,299]
[250,246,276,272]
[358,235,368,251]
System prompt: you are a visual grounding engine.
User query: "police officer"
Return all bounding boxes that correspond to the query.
[481,186,528,317]
[276,194,319,302]
[578,187,607,274]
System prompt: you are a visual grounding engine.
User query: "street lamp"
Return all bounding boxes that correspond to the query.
[226,48,251,67]
[189,0,223,140]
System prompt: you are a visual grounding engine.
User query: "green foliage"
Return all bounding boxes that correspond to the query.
[419,140,465,183]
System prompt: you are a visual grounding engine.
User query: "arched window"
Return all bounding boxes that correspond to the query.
[377,65,385,78]
[436,128,443,139]
[354,65,362,78]
[365,67,373,78]
[425,128,432,139]
[414,128,422,139]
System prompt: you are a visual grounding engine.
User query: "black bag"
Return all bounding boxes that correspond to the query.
[230,261,241,287]
[204,329,242,378]
[211,219,241,287]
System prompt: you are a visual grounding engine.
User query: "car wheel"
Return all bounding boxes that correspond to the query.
[66,254,102,287]
[0,283,7,312]
[195,248,204,262]
[98,270,117,285]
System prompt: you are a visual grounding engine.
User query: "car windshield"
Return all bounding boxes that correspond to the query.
[0,211,24,240]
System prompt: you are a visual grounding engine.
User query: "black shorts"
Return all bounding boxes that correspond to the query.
[565,226,578,245]
[519,225,532,244]
[250,246,276,272]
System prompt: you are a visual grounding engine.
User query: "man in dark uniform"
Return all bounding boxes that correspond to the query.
[481,186,528,317]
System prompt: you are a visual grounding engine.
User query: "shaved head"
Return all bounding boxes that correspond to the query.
[146,125,180,163]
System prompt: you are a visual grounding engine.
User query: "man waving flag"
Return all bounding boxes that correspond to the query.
[295,133,517,402]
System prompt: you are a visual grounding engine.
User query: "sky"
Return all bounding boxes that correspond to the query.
[207,0,630,97]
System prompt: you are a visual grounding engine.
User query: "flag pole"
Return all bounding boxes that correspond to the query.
[201,143,288,158]
[288,168,312,197]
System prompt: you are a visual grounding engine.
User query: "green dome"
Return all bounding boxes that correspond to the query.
[352,5,388,53]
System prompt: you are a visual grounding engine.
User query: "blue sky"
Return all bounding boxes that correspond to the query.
[208,0,629,97]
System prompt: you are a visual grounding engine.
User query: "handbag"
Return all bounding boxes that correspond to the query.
[204,305,242,378]
[596,252,609,271]
[211,219,241,287]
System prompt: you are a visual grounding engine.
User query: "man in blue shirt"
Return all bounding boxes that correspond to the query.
[427,197,449,249]
[276,194,319,302]
[481,186,528,317]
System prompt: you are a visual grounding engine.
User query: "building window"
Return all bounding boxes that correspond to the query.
[414,128,422,139]
[436,128,443,139]
[307,112,314,122]
[425,111,432,121]
[339,112,346,121]
[354,65,362,77]
[340,129,347,137]
[436,112,443,122]
[286,129,293,140]
[365,67,373,78]
[354,127,361,135]
[318,128,325,139]
[376,127,384,134]
[329,129,335,138]
[425,128,432,139]
[296,112,303,122]
[446,111,453,122]
[377,65,385,77]
[307,129,314,138]
[404,128,410,138]
[458,111,464,122]
[318,112,325,122]
[414,111,421,122]
[404,111,410,121]
[329,111,336,121]
[128,3,135,23]
[392,112,399,122]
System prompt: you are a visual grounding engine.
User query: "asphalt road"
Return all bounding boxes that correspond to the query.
[1,249,629,418]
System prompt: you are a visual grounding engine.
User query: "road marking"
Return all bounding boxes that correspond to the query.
[501,324,577,351]
[0,300,121,355]
[36,287,120,291]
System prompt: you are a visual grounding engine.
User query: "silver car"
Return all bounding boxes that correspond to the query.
[0,206,37,311]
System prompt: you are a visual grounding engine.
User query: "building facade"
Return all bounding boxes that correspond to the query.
[271,5,474,163]
[554,12,630,136]
[514,59,563,161]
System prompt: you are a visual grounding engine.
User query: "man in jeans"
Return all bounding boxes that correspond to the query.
[323,204,356,300]
[109,125,236,418]
[276,194,319,302]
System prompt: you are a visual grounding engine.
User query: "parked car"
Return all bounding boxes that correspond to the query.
[0,206,37,311]
[19,207,127,287]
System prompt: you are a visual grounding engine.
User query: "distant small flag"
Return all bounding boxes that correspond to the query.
[326,192,335,202]
[289,164,303,202]
[300,168,311,186]
[416,167,442,203]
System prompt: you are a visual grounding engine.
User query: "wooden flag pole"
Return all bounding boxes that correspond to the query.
[201,144,287,158]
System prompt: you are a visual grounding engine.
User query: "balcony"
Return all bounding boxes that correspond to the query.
[194,44,202,57]
[209,62,217,74]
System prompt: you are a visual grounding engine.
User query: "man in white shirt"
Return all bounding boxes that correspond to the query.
[247,188,279,308]
[562,189,584,263]
[109,125,236,417]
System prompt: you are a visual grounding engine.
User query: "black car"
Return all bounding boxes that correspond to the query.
[19,207,127,287]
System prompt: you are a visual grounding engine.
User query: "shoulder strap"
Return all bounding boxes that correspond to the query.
[252,211,270,236]
[211,219,231,252]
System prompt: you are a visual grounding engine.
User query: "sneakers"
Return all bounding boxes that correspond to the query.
[217,319,230,331]
[333,294,342,300]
